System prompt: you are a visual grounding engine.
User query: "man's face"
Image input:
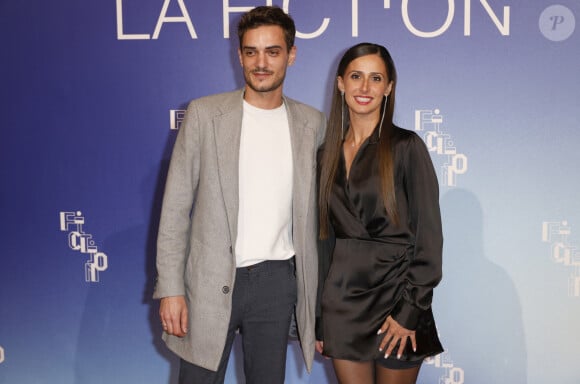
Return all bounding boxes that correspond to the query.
[238,25,296,97]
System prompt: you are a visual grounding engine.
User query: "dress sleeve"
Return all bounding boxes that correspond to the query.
[391,133,443,330]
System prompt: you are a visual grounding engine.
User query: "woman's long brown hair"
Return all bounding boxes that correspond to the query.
[319,43,399,239]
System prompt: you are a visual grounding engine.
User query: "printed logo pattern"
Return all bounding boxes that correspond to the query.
[542,220,580,297]
[425,352,465,384]
[59,211,108,282]
[170,109,186,130]
[414,109,467,187]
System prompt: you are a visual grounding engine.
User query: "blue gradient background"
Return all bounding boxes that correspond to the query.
[1,1,579,383]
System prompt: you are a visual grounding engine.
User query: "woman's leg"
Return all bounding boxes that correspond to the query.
[375,364,421,384]
[332,359,374,384]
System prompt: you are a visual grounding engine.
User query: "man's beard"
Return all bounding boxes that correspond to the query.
[244,68,286,93]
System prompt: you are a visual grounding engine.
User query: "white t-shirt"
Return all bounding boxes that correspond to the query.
[235,100,294,267]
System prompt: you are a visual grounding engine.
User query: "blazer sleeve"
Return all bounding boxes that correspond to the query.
[390,133,443,330]
[315,220,334,341]
[314,143,335,340]
[153,100,201,299]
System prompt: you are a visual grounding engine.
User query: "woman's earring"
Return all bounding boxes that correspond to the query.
[378,95,388,138]
[340,91,345,140]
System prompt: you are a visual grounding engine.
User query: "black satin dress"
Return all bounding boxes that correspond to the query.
[319,126,444,363]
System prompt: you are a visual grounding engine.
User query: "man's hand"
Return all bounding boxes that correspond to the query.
[159,295,188,337]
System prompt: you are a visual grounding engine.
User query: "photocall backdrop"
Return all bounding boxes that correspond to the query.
[1,1,579,383]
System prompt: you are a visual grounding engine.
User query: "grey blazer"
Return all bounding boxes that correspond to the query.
[154,89,326,372]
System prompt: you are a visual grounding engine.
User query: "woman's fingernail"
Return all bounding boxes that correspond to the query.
[384,353,389,359]
[377,329,383,335]
[397,354,401,359]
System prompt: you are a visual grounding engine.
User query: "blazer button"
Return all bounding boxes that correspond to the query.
[222,286,230,294]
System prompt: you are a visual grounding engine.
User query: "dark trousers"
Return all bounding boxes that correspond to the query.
[179,258,297,384]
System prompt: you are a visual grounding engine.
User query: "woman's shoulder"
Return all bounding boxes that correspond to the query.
[392,126,421,145]
[393,125,417,137]
[392,126,431,163]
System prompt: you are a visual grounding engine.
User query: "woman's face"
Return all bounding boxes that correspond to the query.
[338,53,393,119]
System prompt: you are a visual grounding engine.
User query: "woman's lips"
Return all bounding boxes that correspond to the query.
[354,96,373,105]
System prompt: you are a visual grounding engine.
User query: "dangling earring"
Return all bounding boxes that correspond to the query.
[378,95,388,139]
[340,90,345,140]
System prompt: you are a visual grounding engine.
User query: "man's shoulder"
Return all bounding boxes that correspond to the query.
[284,96,324,120]
[187,89,242,111]
[284,95,321,113]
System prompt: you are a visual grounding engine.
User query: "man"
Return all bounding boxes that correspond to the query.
[153,6,326,383]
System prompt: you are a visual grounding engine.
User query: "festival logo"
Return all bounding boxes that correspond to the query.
[425,351,465,384]
[415,109,467,187]
[117,0,510,40]
[59,211,108,282]
[542,220,580,297]
[170,109,186,130]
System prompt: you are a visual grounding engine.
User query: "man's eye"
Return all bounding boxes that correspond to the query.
[268,50,280,56]
[372,76,383,82]
[350,73,360,79]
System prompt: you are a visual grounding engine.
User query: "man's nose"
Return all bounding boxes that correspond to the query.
[256,52,267,67]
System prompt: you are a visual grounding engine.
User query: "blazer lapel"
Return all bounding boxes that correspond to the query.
[214,92,243,247]
[286,98,316,236]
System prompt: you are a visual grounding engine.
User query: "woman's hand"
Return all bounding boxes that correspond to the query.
[315,340,324,354]
[377,315,416,359]
[315,340,331,359]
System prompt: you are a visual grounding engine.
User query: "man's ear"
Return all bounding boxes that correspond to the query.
[287,45,297,66]
[237,48,243,67]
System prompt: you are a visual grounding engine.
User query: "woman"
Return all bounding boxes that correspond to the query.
[316,43,444,384]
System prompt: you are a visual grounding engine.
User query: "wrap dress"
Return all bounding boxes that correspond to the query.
[319,126,444,362]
